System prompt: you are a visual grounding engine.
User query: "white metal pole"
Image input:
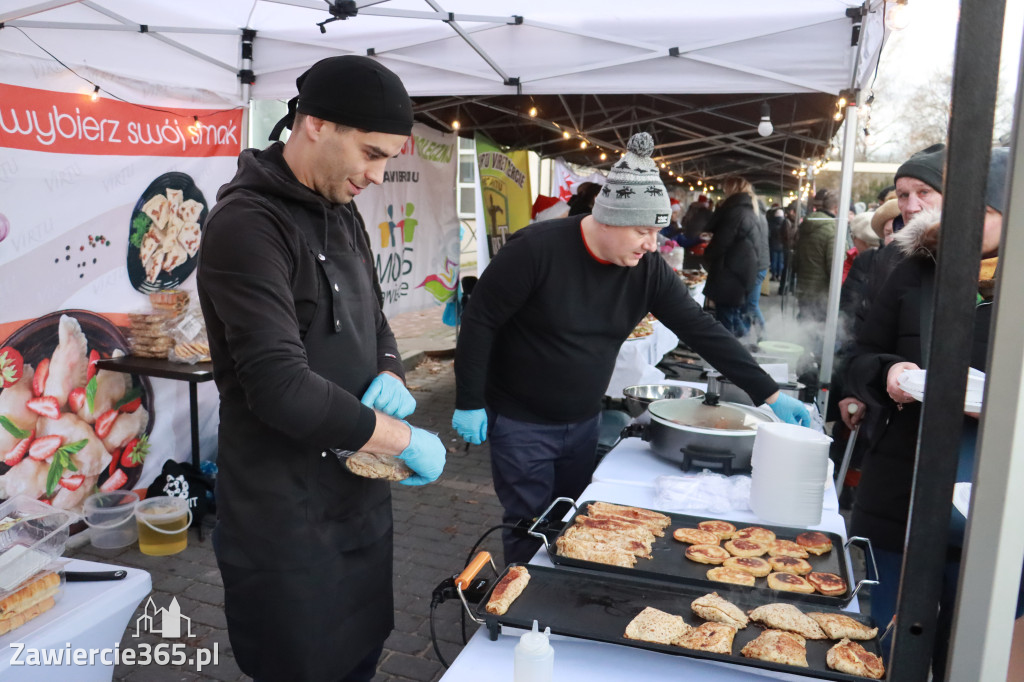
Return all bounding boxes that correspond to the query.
[815,93,859,418]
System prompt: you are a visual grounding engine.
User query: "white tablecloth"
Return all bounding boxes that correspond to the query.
[0,558,151,681]
[605,321,680,398]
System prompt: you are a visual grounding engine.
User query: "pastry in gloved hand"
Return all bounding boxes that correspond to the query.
[766,392,811,427]
[360,372,416,418]
[452,408,488,444]
[397,425,446,485]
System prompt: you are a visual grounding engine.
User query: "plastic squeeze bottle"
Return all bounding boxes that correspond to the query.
[514,619,554,682]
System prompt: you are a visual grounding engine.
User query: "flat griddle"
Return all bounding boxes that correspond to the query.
[537,501,871,607]
[475,563,886,681]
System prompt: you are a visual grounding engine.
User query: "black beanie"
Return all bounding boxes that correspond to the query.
[894,143,946,193]
[986,147,1010,214]
[270,56,413,141]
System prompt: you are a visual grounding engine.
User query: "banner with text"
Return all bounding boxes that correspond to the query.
[0,79,242,513]
[358,122,460,317]
[475,134,532,257]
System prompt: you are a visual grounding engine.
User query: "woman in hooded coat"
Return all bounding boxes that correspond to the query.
[702,176,760,337]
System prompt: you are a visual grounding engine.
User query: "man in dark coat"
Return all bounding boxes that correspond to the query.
[451,134,811,564]
[197,56,446,682]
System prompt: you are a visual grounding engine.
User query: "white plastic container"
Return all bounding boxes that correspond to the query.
[84,490,140,549]
[514,619,553,682]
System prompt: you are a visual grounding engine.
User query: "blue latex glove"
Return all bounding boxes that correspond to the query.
[767,392,812,427]
[398,425,446,486]
[360,373,416,419]
[452,408,488,445]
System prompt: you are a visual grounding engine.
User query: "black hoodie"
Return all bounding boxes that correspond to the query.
[198,142,403,569]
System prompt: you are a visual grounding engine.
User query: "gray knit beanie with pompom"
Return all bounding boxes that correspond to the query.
[591,133,672,228]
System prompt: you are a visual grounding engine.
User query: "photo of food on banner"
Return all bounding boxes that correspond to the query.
[0,311,154,511]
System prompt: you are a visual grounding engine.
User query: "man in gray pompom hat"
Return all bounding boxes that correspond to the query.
[591,132,672,228]
[453,132,811,564]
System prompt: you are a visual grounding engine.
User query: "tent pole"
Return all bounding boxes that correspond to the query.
[815,91,858,418]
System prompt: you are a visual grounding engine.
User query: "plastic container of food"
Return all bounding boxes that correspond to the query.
[0,496,78,596]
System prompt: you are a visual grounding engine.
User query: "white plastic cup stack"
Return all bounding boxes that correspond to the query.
[749,422,832,527]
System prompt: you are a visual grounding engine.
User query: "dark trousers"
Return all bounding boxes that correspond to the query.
[489,411,601,565]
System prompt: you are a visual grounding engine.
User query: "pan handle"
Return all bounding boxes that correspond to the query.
[455,551,500,626]
[527,496,578,552]
[844,535,880,602]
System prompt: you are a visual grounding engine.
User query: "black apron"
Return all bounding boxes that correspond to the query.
[212,195,395,680]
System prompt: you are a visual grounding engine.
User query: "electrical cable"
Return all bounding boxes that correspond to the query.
[10,26,241,121]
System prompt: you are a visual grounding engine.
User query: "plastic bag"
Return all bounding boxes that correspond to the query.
[167,302,210,364]
[653,470,751,514]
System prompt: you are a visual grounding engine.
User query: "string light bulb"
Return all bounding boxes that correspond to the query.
[562,131,571,140]
[90,85,100,102]
[580,140,588,149]
[528,106,538,117]
[599,152,607,161]
[451,119,461,130]
[757,101,773,137]
[676,176,683,183]
[697,179,702,186]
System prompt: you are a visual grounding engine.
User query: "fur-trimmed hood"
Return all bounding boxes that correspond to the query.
[893,206,942,258]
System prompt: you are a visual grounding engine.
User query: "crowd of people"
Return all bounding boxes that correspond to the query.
[192,53,1013,680]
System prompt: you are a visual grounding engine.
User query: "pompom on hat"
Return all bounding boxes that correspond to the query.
[591,133,672,228]
[270,55,413,141]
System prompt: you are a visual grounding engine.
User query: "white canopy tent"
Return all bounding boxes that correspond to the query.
[1,1,883,103]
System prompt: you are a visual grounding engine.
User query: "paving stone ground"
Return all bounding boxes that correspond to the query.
[69,308,501,682]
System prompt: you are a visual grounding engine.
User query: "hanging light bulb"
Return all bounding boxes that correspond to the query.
[697,179,702,186]
[834,111,844,121]
[668,170,674,176]
[676,176,683,183]
[562,131,571,139]
[689,185,694,191]
[580,140,588,149]
[757,101,773,137]
[452,119,461,131]
[707,184,714,191]
[660,162,667,168]
[90,85,100,102]
[528,106,538,117]
[886,0,911,30]
[599,152,607,161]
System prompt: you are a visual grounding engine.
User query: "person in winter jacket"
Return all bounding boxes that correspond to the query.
[746,195,771,335]
[843,148,1011,674]
[197,56,446,682]
[794,187,838,328]
[767,206,786,281]
[702,177,761,337]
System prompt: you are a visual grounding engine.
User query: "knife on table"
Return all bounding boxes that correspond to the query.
[64,570,127,582]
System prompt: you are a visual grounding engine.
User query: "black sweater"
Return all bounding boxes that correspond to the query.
[455,216,778,423]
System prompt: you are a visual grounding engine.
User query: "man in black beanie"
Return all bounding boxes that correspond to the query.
[893,142,946,231]
[198,56,446,682]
